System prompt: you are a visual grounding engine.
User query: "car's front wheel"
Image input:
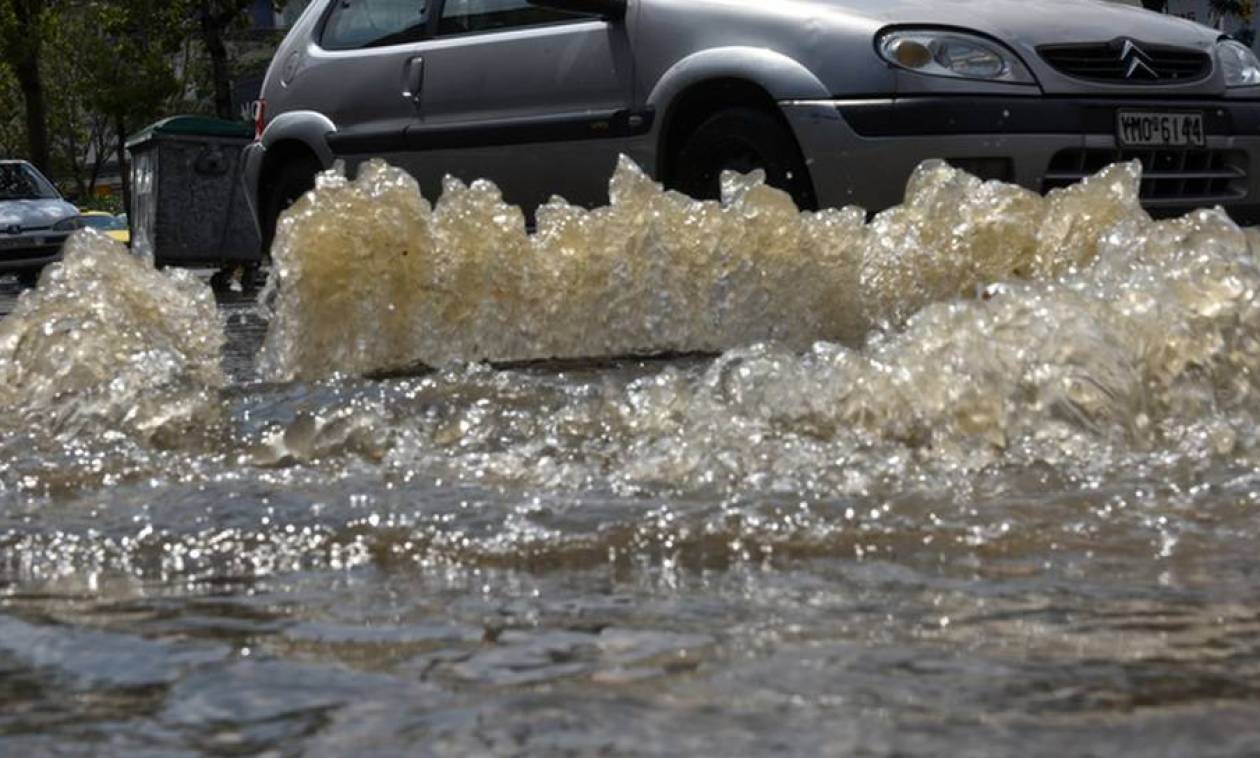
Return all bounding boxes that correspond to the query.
[671,107,816,210]
[260,152,323,256]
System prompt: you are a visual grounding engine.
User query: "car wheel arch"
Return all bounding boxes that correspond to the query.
[256,110,335,213]
[647,48,828,189]
[259,110,336,164]
[646,47,832,110]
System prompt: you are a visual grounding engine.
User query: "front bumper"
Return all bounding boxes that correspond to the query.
[782,96,1260,224]
[0,233,71,274]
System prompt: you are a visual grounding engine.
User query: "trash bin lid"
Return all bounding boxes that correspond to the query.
[127,116,253,149]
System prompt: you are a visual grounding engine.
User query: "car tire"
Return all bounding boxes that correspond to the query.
[671,107,816,210]
[260,153,323,256]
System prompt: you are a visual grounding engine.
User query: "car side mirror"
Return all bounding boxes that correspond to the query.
[527,0,627,21]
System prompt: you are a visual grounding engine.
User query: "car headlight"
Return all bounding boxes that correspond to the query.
[878,29,1036,85]
[1219,40,1260,87]
[51,216,84,232]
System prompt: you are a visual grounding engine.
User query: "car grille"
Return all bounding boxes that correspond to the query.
[1043,149,1248,204]
[1039,43,1210,84]
[0,242,59,262]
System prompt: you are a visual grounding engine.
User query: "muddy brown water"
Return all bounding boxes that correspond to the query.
[2,159,1260,756]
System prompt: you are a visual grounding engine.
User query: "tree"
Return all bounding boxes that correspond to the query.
[0,0,51,173]
[42,9,121,202]
[200,1,249,120]
[0,0,282,201]
[1209,0,1254,27]
[0,61,28,160]
[1139,1,1254,27]
[68,0,188,209]
[198,0,285,121]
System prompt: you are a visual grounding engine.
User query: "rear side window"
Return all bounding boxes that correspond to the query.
[322,0,431,49]
[438,0,579,35]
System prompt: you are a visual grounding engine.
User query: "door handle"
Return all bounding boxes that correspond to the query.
[403,56,424,107]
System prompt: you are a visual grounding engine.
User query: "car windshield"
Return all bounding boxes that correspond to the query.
[0,163,58,201]
[83,215,124,230]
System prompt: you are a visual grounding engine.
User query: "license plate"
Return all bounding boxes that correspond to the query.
[1117,110,1205,148]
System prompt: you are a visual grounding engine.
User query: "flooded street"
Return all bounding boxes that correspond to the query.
[3,161,1260,755]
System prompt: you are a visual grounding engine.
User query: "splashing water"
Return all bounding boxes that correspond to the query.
[599,204,1260,482]
[0,158,1256,492]
[5,161,1260,755]
[260,158,1148,381]
[252,156,1260,492]
[0,231,225,443]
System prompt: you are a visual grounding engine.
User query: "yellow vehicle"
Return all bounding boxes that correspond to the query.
[81,210,130,245]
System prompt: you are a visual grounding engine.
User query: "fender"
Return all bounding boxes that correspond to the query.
[260,110,338,167]
[645,46,833,115]
[243,110,337,230]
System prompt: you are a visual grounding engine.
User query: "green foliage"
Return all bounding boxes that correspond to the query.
[77,194,122,213]
[68,0,188,126]
[0,1,43,70]
[0,0,288,193]
[0,64,25,157]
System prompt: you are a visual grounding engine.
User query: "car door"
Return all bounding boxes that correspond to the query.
[306,0,434,160]
[397,0,639,214]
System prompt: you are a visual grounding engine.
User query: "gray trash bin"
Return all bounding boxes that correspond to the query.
[126,116,260,268]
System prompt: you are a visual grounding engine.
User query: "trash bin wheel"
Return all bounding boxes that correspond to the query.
[260,153,323,256]
[210,263,264,294]
[209,268,232,292]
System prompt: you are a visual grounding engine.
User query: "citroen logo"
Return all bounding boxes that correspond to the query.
[4,224,20,236]
[1118,39,1159,80]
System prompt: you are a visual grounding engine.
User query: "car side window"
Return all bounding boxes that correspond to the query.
[322,0,430,50]
[438,0,579,36]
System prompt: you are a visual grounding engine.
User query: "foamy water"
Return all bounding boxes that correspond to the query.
[0,231,225,443]
[2,160,1260,755]
[243,158,1260,494]
[259,158,1152,379]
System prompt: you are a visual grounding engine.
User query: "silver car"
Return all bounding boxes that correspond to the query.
[0,161,81,286]
[245,0,1260,245]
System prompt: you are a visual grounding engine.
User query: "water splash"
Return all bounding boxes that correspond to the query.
[5,157,1260,502]
[0,231,225,443]
[247,156,1260,493]
[260,157,1148,381]
[5,161,1260,758]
